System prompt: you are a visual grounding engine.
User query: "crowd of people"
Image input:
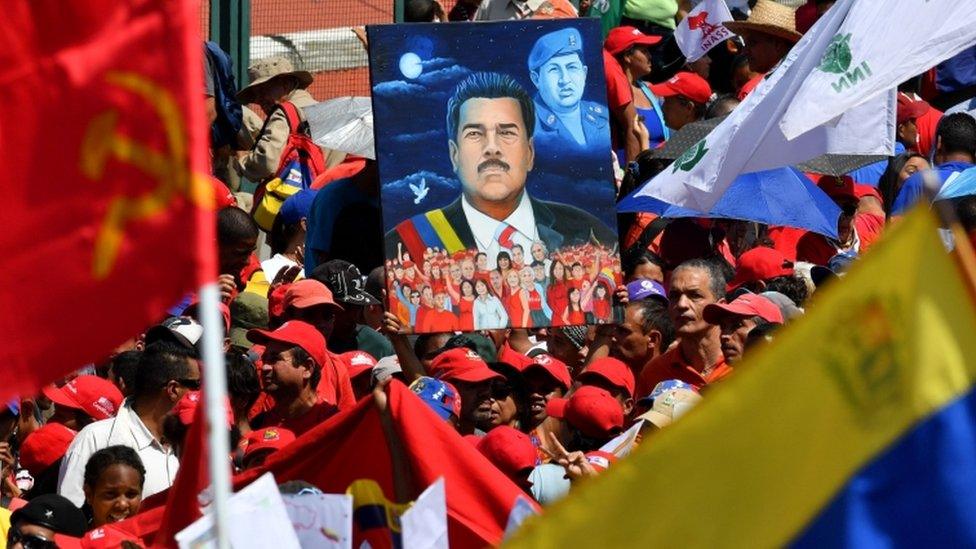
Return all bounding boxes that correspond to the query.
[386,241,621,331]
[6,0,976,547]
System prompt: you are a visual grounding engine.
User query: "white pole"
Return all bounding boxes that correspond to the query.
[198,282,232,549]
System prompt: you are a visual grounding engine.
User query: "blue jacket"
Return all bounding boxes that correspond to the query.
[532,96,610,152]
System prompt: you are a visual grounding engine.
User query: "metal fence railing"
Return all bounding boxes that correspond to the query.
[248,0,394,100]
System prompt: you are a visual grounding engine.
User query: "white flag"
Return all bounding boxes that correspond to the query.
[673,0,736,62]
[636,0,894,211]
[400,478,449,549]
[780,0,976,140]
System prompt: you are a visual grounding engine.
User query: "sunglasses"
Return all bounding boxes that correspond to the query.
[175,378,202,390]
[7,528,56,549]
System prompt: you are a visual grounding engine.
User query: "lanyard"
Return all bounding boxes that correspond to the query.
[637,80,670,142]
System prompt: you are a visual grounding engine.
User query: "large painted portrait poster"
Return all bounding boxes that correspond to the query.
[368,19,621,333]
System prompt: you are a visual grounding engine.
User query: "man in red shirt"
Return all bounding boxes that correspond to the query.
[248,321,339,436]
[636,259,728,396]
[420,290,460,333]
[282,279,357,410]
[796,174,886,266]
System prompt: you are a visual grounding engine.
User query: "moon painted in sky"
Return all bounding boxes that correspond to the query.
[399,52,423,79]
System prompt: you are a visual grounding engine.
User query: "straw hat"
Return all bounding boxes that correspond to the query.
[724,0,802,44]
[236,56,314,103]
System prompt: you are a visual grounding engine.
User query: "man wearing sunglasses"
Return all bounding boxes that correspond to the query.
[796,174,886,266]
[58,341,199,506]
[7,494,86,549]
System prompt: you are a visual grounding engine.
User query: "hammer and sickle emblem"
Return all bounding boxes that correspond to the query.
[80,71,212,279]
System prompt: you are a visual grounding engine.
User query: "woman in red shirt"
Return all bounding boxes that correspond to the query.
[589,283,612,324]
[564,287,586,326]
[546,260,569,326]
[458,279,476,331]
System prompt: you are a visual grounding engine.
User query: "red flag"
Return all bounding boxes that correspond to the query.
[113,382,535,546]
[152,398,211,548]
[241,381,534,547]
[0,0,215,401]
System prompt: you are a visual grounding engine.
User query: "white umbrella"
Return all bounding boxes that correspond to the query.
[304,96,375,160]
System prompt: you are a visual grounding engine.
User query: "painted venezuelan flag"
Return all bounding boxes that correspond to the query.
[507,206,976,548]
[348,479,412,549]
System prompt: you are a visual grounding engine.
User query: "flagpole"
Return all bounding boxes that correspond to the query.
[198,282,232,549]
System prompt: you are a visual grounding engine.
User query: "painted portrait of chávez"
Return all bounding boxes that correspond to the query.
[385,71,616,267]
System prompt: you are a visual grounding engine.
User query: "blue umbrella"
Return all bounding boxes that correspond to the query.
[618,167,841,239]
[935,165,976,201]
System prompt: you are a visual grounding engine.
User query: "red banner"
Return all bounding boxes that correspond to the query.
[0,0,215,400]
[111,382,534,546]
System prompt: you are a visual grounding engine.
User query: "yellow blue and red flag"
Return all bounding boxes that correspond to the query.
[507,206,976,547]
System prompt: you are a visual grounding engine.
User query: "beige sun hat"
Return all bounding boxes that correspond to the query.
[236,56,314,103]
[724,0,803,44]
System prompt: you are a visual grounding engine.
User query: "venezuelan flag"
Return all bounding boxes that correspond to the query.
[347,479,411,549]
[507,206,976,547]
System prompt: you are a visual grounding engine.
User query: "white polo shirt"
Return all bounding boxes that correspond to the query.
[57,401,179,507]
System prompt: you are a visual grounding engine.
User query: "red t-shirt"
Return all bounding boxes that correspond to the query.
[602,50,633,111]
[420,309,459,333]
[635,346,730,398]
[253,396,338,436]
[796,213,885,266]
[458,298,474,332]
[316,351,357,411]
[506,293,525,328]
[547,282,568,326]
[567,309,585,326]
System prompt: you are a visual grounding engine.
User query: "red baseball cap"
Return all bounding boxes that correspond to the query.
[19,423,76,477]
[650,72,713,104]
[578,357,635,398]
[727,247,795,291]
[604,26,663,56]
[247,320,328,369]
[703,293,785,325]
[42,375,123,421]
[429,348,503,384]
[171,391,234,427]
[476,426,537,479]
[242,427,296,460]
[284,279,344,312]
[522,354,572,391]
[812,173,858,201]
[546,386,624,439]
[340,351,377,379]
[897,93,930,125]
